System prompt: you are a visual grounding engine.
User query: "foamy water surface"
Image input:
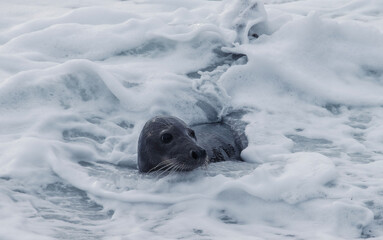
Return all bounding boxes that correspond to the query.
[1,0,383,239]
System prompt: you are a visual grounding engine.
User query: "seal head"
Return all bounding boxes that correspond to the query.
[138,116,207,172]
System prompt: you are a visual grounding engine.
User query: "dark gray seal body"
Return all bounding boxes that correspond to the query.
[137,116,247,172]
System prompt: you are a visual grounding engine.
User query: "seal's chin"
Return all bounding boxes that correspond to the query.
[184,154,210,171]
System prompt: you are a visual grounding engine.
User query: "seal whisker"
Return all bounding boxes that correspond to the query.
[150,164,174,181]
[148,158,176,173]
[147,159,172,173]
[155,161,177,179]
[155,167,169,179]
[168,166,178,177]
[147,162,166,173]
[164,164,178,178]
[155,163,174,177]
[178,163,187,172]
[174,162,185,173]
[170,162,181,173]
[181,163,188,171]
[179,163,186,171]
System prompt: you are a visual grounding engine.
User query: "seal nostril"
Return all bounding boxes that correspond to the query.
[190,150,198,160]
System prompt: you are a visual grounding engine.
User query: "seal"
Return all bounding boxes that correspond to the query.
[137,115,247,172]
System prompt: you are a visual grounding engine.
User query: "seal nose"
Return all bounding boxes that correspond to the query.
[190,150,198,160]
[190,149,207,160]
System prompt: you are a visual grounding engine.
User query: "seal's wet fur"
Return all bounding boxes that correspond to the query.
[137,116,246,172]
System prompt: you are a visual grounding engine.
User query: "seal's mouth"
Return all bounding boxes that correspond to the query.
[176,154,209,171]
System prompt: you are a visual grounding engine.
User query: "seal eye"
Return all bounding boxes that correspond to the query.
[189,130,196,139]
[161,133,173,144]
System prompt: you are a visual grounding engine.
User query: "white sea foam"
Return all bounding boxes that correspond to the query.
[1,0,383,239]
